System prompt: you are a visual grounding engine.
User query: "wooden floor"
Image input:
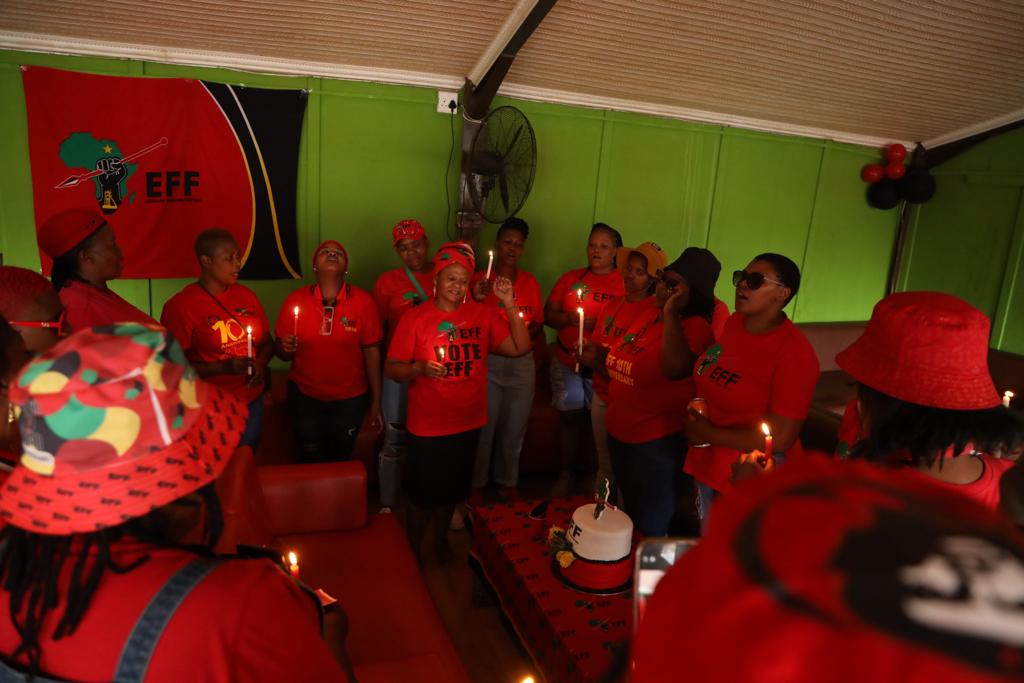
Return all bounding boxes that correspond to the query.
[389,474,569,683]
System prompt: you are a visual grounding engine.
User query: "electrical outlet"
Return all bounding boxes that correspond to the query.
[436,90,459,114]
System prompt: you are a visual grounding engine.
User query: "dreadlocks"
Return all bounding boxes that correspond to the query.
[0,483,224,677]
[851,383,1024,468]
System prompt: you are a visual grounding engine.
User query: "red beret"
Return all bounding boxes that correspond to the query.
[37,208,107,259]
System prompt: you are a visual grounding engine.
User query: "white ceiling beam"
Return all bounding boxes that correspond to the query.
[922,108,1024,150]
[466,0,541,87]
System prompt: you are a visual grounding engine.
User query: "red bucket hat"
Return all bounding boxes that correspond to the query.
[37,208,108,259]
[632,457,1024,683]
[392,219,426,246]
[835,292,1000,410]
[432,241,476,277]
[1,323,246,535]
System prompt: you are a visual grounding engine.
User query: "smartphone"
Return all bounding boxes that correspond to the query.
[633,538,698,629]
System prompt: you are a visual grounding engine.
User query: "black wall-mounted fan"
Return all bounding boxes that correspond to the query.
[466,105,537,223]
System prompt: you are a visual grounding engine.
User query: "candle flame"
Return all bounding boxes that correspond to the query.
[577,307,584,314]
[293,306,299,316]
[761,422,771,436]
[1006,391,1015,399]
[287,551,298,566]
[489,250,494,256]
[246,325,252,334]
[520,677,535,683]
[518,311,524,318]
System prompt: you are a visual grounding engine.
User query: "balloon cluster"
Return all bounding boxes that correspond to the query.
[861,143,936,209]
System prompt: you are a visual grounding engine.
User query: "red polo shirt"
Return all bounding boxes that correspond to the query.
[160,283,270,404]
[373,267,435,352]
[546,268,624,368]
[61,280,157,332]
[469,269,544,328]
[590,296,658,401]
[0,539,343,681]
[605,313,715,443]
[275,283,382,401]
[388,300,509,437]
[685,312,820,492]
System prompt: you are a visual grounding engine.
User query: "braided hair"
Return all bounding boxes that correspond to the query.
[0,484,224,676]
[49,227,106,292]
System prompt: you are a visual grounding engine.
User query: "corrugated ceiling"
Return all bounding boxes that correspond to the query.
[1,0,1022,145]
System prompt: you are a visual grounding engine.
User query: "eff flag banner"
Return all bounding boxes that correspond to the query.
[22,66,306,279]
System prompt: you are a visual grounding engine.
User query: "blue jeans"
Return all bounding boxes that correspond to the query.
[549,358,593,412]
[696,453,786,533]
[239,396,264,448]
[474,353,535,488]
[607,431,691,537]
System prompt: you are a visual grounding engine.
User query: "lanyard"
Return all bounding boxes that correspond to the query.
[404,266,428,301]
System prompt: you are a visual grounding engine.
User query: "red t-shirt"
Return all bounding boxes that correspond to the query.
[0,539,343,681]
[160,283,270,403]
[388,300,510,437]
[711,297,730,340]
[546,268,624,367]
[685,312,820,492]
[275,283,382,401]
[836,397,861,457]
[469,269,545,327]
[373,267,435,352]
[904,454,1014,511]
[605,313,715,443]
[60,280,157,332]
[590,296,657,400]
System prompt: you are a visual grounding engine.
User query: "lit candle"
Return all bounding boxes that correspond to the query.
[246,325,253,376]
[293,306,299,338]
[575,287,583,303]
[485,250,494,279]
[575,306,585,372]
[761,422,773,455]
[518,311,524,319]
[287,551,299,577]
[1004,390,1014,408]
[435,346,446,363]
[520,677,535,683]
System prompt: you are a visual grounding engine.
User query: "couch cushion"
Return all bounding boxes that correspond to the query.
[276,514,470,683]
[214,446,275,552]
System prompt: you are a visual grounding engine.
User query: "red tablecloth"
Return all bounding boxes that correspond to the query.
[470,497,632,683]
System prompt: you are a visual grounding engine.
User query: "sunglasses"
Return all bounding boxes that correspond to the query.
[10,309,68,336]
[732,270,785,290]
[654,269,684,292]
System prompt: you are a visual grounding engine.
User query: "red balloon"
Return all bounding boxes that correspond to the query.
[885,161,906,180]
[885,144,907,162]
[861,163,885,183]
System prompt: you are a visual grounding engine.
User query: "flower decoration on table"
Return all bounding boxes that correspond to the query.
[547,525,576,569]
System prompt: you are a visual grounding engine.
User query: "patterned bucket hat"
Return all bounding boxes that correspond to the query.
[432,241,476,277]
[0,323,247,535]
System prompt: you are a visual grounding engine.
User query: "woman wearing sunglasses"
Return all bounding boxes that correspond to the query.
[0,265,66,354]
[275,240,383,462]
[684,253,820,526]
[544,223,625,496]
[37,208,156,332]
[603,248,717,536]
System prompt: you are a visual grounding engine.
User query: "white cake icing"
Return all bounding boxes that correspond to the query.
[566,504,633,562]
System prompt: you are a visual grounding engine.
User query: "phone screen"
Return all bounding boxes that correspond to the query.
[633,538,698,629]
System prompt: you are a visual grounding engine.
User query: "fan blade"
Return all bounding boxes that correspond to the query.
[499,169,510,213]
[503,125,524,159]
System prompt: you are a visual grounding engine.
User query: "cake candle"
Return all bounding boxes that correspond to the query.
[1004,390,1014,408]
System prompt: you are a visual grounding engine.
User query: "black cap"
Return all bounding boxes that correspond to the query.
[665,247,721,302]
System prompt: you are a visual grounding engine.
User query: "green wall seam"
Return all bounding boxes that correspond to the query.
[991,189,1024,349]
[790,143,828,321]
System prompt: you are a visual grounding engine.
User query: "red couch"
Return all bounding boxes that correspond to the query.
[216,448,470,683]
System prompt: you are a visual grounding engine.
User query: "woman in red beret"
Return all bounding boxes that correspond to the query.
[684,253,820,527]
[275,240,383,462]
[835,291,1024,509]
[36,208,156,332]
[385,242,531,561]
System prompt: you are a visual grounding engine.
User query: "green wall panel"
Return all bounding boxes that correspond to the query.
[0,49,899,338]
[795,143,899,322]
[707,131,824,315]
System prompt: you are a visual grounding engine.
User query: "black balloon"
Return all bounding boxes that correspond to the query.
[867,178,900,209]
[898,168,937,204]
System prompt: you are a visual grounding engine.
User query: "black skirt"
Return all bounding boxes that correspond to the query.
[405,429,481,508]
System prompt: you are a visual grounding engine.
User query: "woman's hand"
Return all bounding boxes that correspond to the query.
[684,407,715,445]
[472,277,491,302]
[421,360,447,379]
[368,402,384,433]
[222,356,254,376]
[664,287,691,318]
[730,451,775,484]
[493,276,515,305]
[578,340,603,369]
[582,314,596,332]
[280,333,298,354]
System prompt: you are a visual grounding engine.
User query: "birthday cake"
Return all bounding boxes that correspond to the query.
[552,502,634,594]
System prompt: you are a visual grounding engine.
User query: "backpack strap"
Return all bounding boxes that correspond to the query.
[114,556,220,683]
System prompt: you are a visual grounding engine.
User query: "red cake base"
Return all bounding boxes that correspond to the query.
[552,551,633,595]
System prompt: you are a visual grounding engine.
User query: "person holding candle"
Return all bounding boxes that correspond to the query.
[161,229,273,448]
[579,242,665,497]
[274,240,383,463]
[684,253,820,527]
[0,324,353,682]
[466,217,544,505]
[602,247,716,536]
[373,219,434,507]
[544,223,624,496]
[834,292,1023,510]
[36,208,157,332]
[385,242,531,562]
